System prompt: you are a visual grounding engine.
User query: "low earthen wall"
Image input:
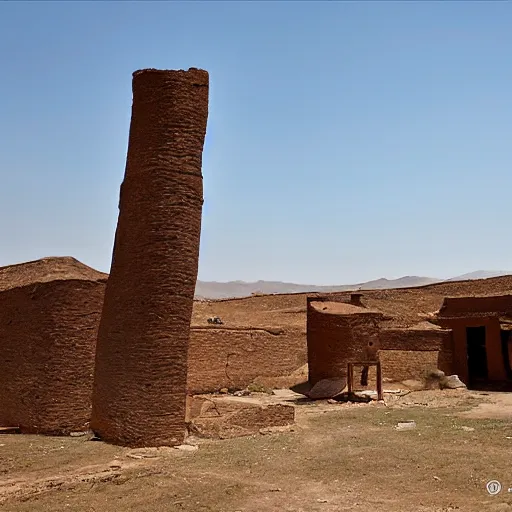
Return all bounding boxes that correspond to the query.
[379,350,440,382]
[187,326,306,393]
[379,328,453,381]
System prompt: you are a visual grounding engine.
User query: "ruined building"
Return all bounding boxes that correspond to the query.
[434,295,512,388]
[307,294,385,387]
[0,257,106,434]
[306,288,512,391]
[91,68,209,447]
[306,291,454,388]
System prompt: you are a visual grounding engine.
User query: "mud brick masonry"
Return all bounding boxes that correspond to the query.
[187,326,306,393]
[379,326,453,382]
[91,68,209,447]
[3,254,512,437]
[307,295,385,386]
[0,257,106,434]
[306,293,455,387]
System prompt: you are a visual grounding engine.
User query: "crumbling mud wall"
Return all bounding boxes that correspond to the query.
[186,395,295,439]
[0,258,106,434]
[379,350,439,382]
[307,297,384,386]
[379,328,453,381]
[187,326,306,393]
[91,68,209,448]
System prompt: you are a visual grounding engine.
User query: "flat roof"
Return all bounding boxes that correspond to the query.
[309,300,382,316]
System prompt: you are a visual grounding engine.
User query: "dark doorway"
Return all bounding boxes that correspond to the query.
[466,326,488,386]
[501,330,512,380]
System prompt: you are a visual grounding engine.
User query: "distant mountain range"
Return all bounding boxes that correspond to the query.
[195,271,512,299]
[443,270,512,282]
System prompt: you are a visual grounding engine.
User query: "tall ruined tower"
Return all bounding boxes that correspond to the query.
[91,68,209,447]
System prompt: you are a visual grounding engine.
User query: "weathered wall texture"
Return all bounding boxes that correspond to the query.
[307,297,383,386]
[91,68,209,447]
[0,278,105,434]
[379,328,453,380]
[379,350,439,382]
[187,327,306,393]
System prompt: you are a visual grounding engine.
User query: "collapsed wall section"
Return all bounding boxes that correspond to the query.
[91,68,209,447]
[0,279,105,434]
[187,326,306,393]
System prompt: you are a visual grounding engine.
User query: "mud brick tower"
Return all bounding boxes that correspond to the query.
[91,68,209,447]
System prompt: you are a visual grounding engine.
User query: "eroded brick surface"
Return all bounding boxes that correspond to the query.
[306,299,382,386]
[380,328,454,380]
[187,327,306,393]
[0,258,105,434]
[91,68,209,447]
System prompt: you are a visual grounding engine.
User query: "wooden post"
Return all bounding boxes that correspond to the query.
[376,361,383,401]
[347,361,383,400]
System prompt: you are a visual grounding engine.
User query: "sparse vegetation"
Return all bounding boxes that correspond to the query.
[246,382,274,394]
[2,391,512,511]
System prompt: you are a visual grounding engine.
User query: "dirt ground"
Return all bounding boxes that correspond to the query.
[1,389,512,512]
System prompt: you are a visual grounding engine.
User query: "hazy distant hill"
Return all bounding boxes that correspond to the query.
[195,271,512,299]
[445,270,512,282]
[195,275,438,299]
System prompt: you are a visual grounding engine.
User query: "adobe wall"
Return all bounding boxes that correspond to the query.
[439,295,512,316]
[91,68,209,448]
[379,351,439,382]
[187,327,306,393]
[0,280,105,434]
[379,329,453,381]
[307,298,382,386]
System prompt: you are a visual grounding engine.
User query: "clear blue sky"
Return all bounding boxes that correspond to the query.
[0,1,511,285]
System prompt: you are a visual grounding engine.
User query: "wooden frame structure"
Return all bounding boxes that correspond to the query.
[347,361,384,401]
